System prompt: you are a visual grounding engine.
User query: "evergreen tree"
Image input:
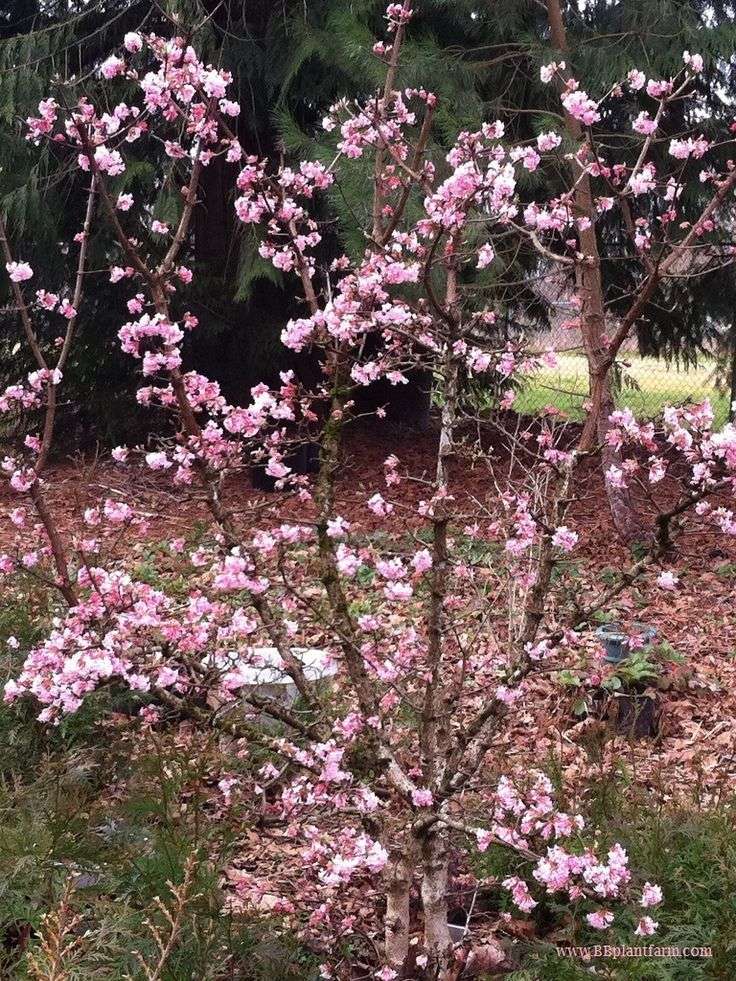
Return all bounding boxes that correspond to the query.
[3,0,736,447]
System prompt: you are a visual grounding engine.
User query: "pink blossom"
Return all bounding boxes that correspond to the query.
[411,788,433,807]
[586,910,614,930]
[202,69,230,99]
[10,469,35,492]
[500,389,516,410]
[540,61,564,84]
[646,79,673,98]
[367,493,393,517]
[519,147,540,171]
[145,451,171,470]
[552,526,578,552]
[635,916,658,936]
[6,261,33,283]
[25,97,58,142]
[411,549,432,574]
[219,99,241,117]
[265,457,290,480]
[157,666,180,688]
[138,705,160,724]
[467,348,492,373]
[537,131,562,152]
[605,465,626,489]
[477,243,495,269]
[99,55,125,79]
[502,876,537,912]
[385,3,413,29]
[9,507,26,527]
[384,581,413,601]
[103,499,133,524]
[633,112,657,136]
[561,89,600,126]
[669,136,710,160]
[116,193,134,211]
[648,459,666,483]
[36,289,58,310]
[327,516,350,539]
[656,570,678,591]
[123,32,143,53]
[640,882,663,907]
[93,145,125,176]
[498,351,516,377]
[58,298,76,319]
[495,685,520,705]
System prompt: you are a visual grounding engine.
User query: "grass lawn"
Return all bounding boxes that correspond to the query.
[515,354,732,426]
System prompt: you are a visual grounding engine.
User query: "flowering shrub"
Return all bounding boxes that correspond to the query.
[2,2,736,977]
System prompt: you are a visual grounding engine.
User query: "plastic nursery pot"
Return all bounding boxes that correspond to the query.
[240,647,337,707]
[204,647,337,718]
[447,909,469,945]
[595,621,657,664]
[610,690,661,738]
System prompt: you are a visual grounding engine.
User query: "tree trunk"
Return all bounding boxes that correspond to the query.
[420,830,452,979]
[194,152,232,268]
[385,852,413,974]
[729,318,736,424]
[597,386,642,543]
[545,0,640,543]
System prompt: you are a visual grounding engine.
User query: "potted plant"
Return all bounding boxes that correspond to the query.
[599,642,683,737]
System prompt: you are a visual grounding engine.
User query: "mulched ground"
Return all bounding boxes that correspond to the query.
[3,419,736,805]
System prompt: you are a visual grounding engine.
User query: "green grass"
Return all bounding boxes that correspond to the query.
[515,354,732,426]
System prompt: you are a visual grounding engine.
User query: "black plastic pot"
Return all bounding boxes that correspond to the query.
[596,621,657,663]
[250,442,320,491]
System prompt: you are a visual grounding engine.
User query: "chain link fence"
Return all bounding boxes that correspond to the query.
[516,326,736,426]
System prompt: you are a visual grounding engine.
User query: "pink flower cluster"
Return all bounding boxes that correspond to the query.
[606,401,736,538]
[234,157,333,277]
[25,32,240,182]
[478,774,660,934]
